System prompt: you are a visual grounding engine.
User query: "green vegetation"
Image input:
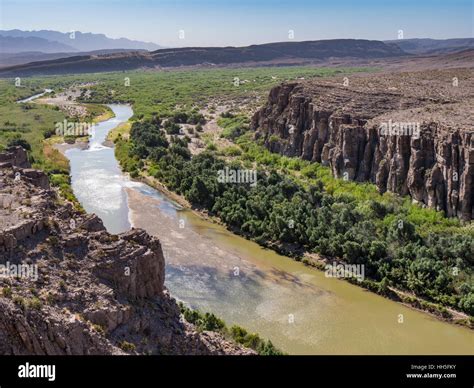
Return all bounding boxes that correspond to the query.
[117,118,473,316]
[0,81,74,204]
[11,295,43,311]
[2,287,12,298]
[0,101,65,167]
[0,79,109,208]
[179,303,283,355]
[234,133,465,236]
[218,113,250,140]
[76,66,371,119]
[119,341,136,352]
[0,67,368,158]
[2,65,471,320]
[27,297,43,311]
[0,67,366,204]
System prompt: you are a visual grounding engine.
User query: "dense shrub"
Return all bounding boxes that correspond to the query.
[127,120,474,316]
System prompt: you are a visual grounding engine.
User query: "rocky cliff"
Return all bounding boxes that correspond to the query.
[251,69,474,221]
[0,147,254,355]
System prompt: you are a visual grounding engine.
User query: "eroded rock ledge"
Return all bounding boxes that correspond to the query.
[251,69,474,220]
[0,147,254,355]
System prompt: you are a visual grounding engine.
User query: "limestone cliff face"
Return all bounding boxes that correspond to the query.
[0,147,254,355]
[251,69,474,221]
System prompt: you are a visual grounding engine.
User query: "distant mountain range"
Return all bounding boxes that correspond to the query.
[0,39,408,76]
[2,30,472,57]
[0,35,77,53]
[0,49,153,67]
[0,29,161,53]
[385,38,474,54]
[1,32,473,77]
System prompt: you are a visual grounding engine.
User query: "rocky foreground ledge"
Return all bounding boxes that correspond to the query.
[0,147,254,355]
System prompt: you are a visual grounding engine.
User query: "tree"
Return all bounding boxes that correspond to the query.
[458,293,474,315]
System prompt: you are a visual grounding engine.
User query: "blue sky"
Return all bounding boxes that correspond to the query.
[0,0,472,47]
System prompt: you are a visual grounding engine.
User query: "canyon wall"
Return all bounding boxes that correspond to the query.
[0,147,253,355]
[251,70,474,221]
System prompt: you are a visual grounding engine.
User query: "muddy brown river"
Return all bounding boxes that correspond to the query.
[65,105,474,354]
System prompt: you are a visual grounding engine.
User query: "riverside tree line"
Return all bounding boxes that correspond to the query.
[115,118,474,317]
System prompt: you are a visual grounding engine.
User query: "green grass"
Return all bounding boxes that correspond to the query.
[0,101,65,166]
[0,65,374,163]
[217,113,250,140]
[76,66,375,118]
[0,79,109,208]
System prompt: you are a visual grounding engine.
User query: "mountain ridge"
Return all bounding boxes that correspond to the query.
[0,39,407,76]
[385,38,474,54]
[0,29,161,52]
[0,35,77,53]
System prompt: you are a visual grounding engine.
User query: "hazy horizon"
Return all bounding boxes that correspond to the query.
[0,0,472,47]
[1,27,473,49]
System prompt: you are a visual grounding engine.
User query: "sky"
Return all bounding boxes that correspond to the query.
[0,0,473,47]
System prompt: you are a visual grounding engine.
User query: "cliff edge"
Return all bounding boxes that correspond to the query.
[0,147,254,355]
[252,68,474,220]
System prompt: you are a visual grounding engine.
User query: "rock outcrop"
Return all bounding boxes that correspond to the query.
[0,148,254,355]
[0,146,30,169]
[252,68,474,221]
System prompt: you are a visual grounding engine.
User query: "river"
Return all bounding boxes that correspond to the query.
[17,89,53,103]
[64,104,474,355]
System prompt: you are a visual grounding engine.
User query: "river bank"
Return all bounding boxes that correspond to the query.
[102,100,473,329]
[129,167,472,329]
[102,101,473,330]
[123,174,474,354]
[49,102,473,354]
